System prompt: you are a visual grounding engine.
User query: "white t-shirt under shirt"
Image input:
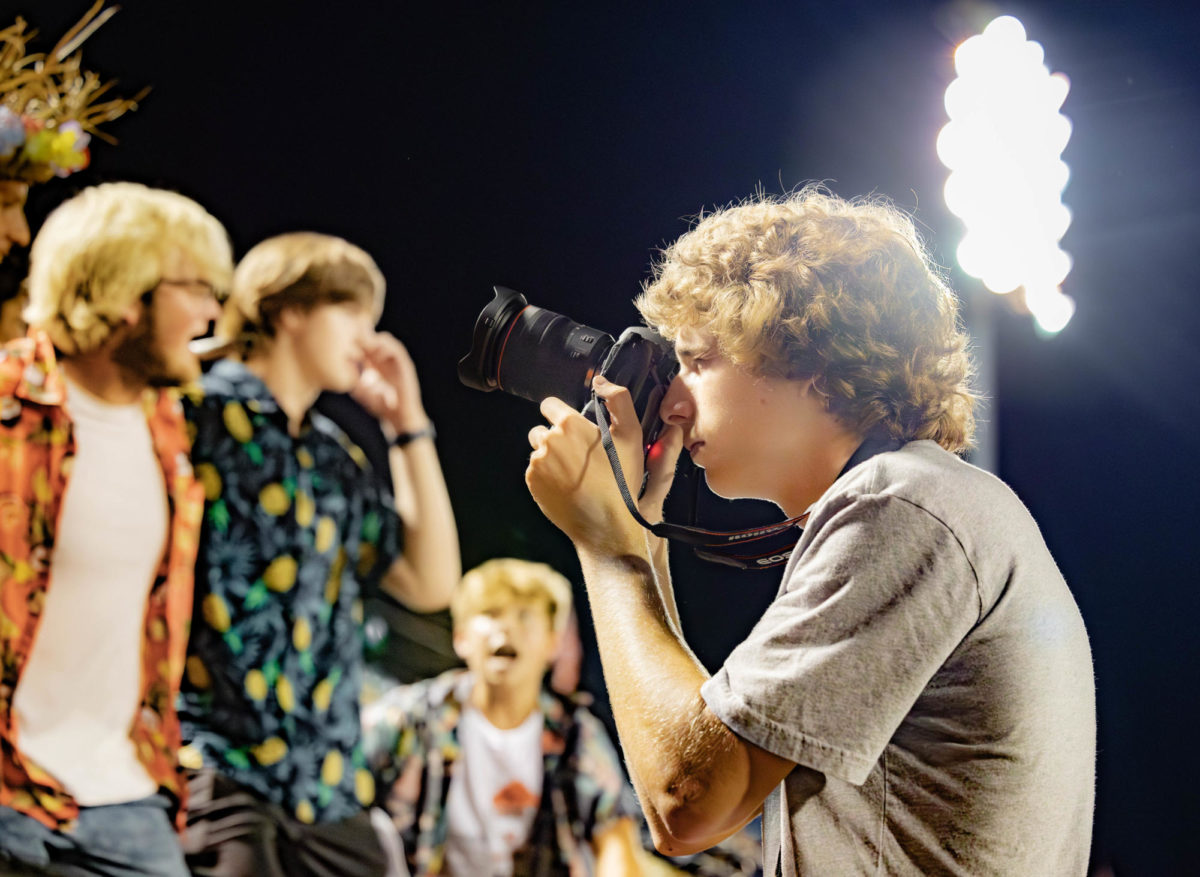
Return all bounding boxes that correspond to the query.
[701,440,1096,876]
[13,378,168,805]
[444,690,544,877]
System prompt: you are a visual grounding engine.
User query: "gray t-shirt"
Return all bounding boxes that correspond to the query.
[701,440,1095,876]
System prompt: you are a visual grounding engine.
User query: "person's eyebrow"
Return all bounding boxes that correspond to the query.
[674,342,715,361]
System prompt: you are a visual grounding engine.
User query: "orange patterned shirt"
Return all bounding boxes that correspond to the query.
[0,331,204,830]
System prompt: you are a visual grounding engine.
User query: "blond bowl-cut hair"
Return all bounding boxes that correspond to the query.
[218,232,385,356]
[637,186,976,452]
[24,181,232,355]
[451,558,573,635]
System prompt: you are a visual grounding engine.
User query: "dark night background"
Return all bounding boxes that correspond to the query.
[7,1,1199,873]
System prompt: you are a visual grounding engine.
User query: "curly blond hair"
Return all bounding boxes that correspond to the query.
[23,181,232,354]
[451,558,573,634]
[637,186,976,451]
[218,232,385,356]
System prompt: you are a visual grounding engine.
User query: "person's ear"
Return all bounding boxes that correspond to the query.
[452,626,468,662]
[120,296,146,328]
[275,305,307,336]
[798,375,832,410]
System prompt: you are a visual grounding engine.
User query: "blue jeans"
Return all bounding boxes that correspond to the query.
[0,795,187,876]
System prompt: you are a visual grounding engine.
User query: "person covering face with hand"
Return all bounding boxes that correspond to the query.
[178,232,461,877]
[524,187,1095,876]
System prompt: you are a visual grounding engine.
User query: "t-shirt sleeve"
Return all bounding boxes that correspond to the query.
[701,493,980,786]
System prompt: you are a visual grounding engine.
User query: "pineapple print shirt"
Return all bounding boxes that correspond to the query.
[178,359,401,824]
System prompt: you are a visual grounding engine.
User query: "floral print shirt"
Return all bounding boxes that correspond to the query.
[178,359,401,824]
[0,331,203,830]
[363,669,639,876]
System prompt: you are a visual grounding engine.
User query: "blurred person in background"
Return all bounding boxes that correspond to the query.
[0,181,232,874]
[178,231,460,876]
[364,557,643,876]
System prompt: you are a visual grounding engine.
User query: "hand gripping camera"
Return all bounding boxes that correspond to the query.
[458,286,806,570]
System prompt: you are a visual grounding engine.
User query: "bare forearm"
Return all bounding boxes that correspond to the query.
[575,548,746,846]
[524,385,790,851]
[646,533,684,640]
[643,533,707,691]
[384,439,460,611]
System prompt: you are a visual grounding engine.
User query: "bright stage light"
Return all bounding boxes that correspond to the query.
[938,15,1074,334]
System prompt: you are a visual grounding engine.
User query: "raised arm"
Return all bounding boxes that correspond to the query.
[525,379,799,854]
[353,332,460,612]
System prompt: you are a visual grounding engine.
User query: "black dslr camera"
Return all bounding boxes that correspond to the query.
[457,286,678,452]
[458,286,806,570]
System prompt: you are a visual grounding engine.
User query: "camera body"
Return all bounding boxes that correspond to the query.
[459,285,806,570]
[458,286,678,450]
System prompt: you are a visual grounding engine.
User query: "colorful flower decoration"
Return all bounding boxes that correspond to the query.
[20,121,91,177]
[0,4,143,183]
[0,106,22,159]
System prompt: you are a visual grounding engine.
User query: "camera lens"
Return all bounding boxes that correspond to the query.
[458,287,614,410]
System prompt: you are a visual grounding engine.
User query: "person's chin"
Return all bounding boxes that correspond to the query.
[146,354,200,387]
[326,366,359,394]
[484,654,517,673]
[477,666,514,688]
[702,465,741,501]
[171,354,202,380]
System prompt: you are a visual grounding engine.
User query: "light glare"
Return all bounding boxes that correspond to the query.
[939,15,1074,333]
[1028,288,1075,334]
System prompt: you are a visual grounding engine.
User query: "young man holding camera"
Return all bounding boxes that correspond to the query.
[524,188,1095,875]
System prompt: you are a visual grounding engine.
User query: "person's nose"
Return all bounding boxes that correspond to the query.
[200,293,222,323]
[489,616,515,642]
[659,375,693,426]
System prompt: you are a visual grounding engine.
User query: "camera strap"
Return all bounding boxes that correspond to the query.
[592,393,807,570]
[591,392,902,570]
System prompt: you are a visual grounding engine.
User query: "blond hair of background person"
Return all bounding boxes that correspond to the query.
[0,180,232,875]
[365,557,644,876]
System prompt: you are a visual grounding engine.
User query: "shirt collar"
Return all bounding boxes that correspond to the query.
[208,359,279,411]
[207,358,327,437]
[448,670,572,742]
